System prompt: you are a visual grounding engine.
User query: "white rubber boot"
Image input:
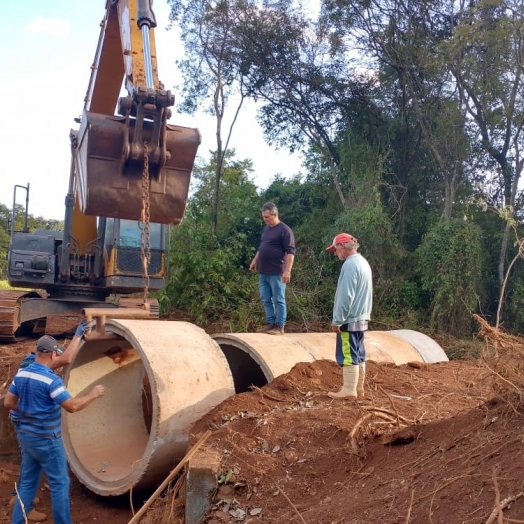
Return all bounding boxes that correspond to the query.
[357,362,366,398]
[328,365,359,399]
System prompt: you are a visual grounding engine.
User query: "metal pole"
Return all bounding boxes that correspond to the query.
[141,25,155,89]
[11,183,30,235]
[23,183,30,233]
[137,0,157,90]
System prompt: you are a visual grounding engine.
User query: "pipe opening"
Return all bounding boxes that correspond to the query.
[219,343,268,393]
[64,337,151,486]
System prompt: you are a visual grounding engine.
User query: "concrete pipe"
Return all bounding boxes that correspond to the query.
[390,329,449,363]
[62,320,235,496]
[211,330,448,392]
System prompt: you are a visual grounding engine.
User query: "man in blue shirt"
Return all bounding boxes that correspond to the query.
[4,334,106,524]
[249,202,296,335]
[325,233,373,399]
[8,321,90,521]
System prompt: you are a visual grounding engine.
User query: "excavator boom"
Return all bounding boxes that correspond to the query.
[74,0,201,224]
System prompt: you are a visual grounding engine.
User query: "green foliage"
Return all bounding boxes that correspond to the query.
[416,219,483,337]
[503,273,524,333]
[162,225,257,327]
[159,152,260,329]
[163,0,524,339]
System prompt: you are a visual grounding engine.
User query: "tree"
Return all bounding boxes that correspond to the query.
[442,0,524,287]
[161,151,261,327]
[417,218,483,337]
[168,0,246,239]
[233,0,376,209]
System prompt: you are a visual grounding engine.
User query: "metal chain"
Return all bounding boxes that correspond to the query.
[140,143,151,305]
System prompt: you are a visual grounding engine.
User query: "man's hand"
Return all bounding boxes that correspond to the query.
[249,260,257,272]
[75,319,91,339]
[62,384,106,413]
[91,385,106,399]
[281,270,291,284]
[331,323,341,333]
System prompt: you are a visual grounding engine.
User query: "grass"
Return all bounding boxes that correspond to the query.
[0,280,27,291]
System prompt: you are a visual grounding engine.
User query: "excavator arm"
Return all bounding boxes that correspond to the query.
[86,0,161,114]
[3,0,199,341]
[73,0,201,225]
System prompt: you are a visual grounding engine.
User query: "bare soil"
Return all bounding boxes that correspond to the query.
[2,331,524,524]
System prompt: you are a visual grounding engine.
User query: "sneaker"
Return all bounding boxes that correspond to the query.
[267,325,284,335]
[27,509,47,522]
[258,323,275,333]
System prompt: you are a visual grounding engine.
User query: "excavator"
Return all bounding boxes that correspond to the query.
[1,0,201,342]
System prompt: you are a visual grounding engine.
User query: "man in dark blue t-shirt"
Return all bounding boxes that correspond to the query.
[249,202,295,335]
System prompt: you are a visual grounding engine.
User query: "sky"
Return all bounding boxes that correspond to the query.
[0,0,304,220]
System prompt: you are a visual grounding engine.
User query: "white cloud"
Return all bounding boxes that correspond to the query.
[25,17,70,38]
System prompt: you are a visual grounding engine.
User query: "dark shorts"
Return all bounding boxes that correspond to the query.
[335,330,366,366]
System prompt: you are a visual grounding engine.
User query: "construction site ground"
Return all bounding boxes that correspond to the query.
[1,328,524,524]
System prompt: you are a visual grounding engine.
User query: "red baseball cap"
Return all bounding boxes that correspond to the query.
[326,233,357,252]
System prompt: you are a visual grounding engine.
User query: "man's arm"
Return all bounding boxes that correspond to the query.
[4,391,19,411]
[282,254,295,284]
[61,385,105,413]
[50,336,81,369]
[249,251,259,272]
[50,320,90,370]
[332,264,357,326]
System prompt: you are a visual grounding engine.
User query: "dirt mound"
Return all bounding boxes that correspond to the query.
[142,357,520,524]
[2,330,524,524]
[184,360,495,524]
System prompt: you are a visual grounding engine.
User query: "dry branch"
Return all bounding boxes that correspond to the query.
[251,385,288,403]
[277,485,307,524]
[418,473,478,502]
[349,411,407,455]
[485,491,524,524]
[474,315,524,411]
[360,405,415,424]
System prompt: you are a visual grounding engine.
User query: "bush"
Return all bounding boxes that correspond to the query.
[416,219,483,337]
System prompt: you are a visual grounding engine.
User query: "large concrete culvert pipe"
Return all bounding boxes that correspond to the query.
[212,330,448,393]
[62,319,235,496]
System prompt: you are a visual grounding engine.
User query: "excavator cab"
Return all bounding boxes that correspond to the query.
[103,218,166,292]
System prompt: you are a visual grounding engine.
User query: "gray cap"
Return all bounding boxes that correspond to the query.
[36,335,64,355]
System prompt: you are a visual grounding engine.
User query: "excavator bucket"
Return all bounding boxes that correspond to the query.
[74,111,201,225]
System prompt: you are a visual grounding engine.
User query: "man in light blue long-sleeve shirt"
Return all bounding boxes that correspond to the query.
[325,233,372,399]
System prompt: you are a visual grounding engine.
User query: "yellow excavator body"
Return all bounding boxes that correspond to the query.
[3,0,200,340]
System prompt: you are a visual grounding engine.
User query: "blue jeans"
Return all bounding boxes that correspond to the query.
[258,274,287,326]
[10,422,34,513]
[12,432,71,524]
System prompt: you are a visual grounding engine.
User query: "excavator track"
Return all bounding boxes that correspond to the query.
[0,290,42,342]
[0,290,159,343]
